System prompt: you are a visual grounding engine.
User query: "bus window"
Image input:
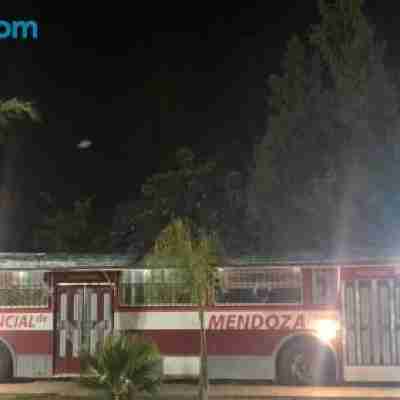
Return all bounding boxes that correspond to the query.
[0,271,49,307]
[312,269,337,305]
[120,269,192,306]
[120,270,145,305]
[217,267,302,304]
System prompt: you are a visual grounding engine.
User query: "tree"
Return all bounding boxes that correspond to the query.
[112,146,253,258]
[112,147,216,257]
[80,334,162,400]
[34,195,112,252]
[309,0,371,94]
[0,98,40,250]
[248,0,400,257]
[144,218,220,400]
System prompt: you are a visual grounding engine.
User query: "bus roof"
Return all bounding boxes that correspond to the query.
[224,254,400,267]
[0,253,133,270]
[0,252,399,271]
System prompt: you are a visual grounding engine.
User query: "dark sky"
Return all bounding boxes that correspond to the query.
[0,1,396,217]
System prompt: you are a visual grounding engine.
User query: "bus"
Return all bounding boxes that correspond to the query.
[0,252,397,385]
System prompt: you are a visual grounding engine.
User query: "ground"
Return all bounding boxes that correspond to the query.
[2,381,400,399]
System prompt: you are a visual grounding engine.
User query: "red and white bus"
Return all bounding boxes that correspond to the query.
[0,252,398,385]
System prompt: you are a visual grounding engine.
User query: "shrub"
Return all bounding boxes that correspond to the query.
[80,334,162,400]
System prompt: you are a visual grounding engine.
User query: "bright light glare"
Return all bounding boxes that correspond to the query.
[315,319,338,342]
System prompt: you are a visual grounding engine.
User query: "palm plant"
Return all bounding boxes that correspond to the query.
[80,334,162,400]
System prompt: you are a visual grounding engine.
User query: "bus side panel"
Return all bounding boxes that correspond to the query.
[116,328,279,380]
[0,312,53,378]
[115,309,337,380]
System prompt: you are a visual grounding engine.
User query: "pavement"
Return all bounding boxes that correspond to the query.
[1,381,400,398]
[0,379,99,396]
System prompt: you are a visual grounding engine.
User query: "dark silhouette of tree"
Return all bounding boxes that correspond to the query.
[34,195,111,253]
[112,147,253,259]
[0,99,40,251]
[249,0,400,257]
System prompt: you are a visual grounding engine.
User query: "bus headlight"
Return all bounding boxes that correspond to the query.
[315,319,338,342]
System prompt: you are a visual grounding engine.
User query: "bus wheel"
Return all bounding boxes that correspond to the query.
[277,337,335,386]
[0,342,12,381]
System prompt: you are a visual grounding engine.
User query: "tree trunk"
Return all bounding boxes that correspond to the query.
[0,129,20,250]
[198,303,208,400]
[0,121,37,251]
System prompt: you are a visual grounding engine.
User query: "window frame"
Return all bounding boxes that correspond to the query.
[0,271,50,309]
[311,268,338,305]
[119,269,193,307]
[215,266,304,306]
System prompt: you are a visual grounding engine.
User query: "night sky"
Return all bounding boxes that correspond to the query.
[0,2,396,218]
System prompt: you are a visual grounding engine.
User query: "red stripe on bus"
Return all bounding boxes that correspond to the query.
[0,332,52,354]
[136,330,286,356]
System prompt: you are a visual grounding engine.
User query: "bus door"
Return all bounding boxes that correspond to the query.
[54,285,113,374]
[342,277,400,381]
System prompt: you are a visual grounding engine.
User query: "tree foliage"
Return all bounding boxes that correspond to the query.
[310,0,370,93]
[144,218,220,400]
[34,195,111,252]
[145,218,220,304]
[112,146,252,258]
[249,0,400,256]
[0,98,39,133]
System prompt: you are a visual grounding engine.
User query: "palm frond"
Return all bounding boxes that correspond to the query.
[79,334,162,400]
[0,98,40,144]
[0,98,40,122]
